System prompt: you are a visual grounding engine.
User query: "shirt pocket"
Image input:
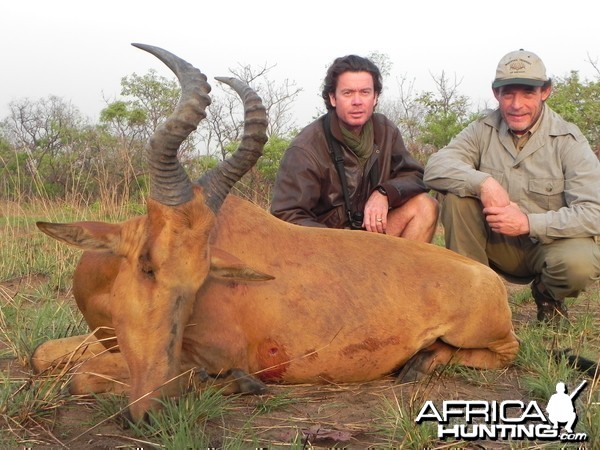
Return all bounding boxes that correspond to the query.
[528,178,565,211]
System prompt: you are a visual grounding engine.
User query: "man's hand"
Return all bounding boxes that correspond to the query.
[479,177,529,236]
[363,191,389,233]
[480,177,510,208]
[483,202,530,236]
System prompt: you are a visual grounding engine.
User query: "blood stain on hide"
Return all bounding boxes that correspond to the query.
[342,336,400,358]
[256,339,290,382]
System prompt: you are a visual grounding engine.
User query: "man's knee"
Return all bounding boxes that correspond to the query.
[543,238,600,295]
[403,193,438,225]
[387,193,438,241]
[440,193,483,226]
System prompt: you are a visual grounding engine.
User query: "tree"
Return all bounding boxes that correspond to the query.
[116,69,180,134]
[4,96,86,167]
[96,65,300,204]
[374,55,476,163]
[95,70,202,205]
[0,126,24,199]
[233,134,290,208]
[379,71,474,163]
[193,63,300,203]
[367,51,393,78]
[1,96,90,198]
[99,100,146,143]
[378,75,426,145]
[100,69,195,157]
[416,72,473,154]
[201,63,301,160]
[547,71,600,151]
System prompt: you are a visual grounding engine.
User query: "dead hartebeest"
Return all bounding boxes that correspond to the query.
[31,44,520,423]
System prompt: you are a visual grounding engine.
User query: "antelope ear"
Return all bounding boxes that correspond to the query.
[36,221,122,252]
[209,247,275,282]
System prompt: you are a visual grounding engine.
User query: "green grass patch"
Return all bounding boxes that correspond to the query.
[373,390,439,449]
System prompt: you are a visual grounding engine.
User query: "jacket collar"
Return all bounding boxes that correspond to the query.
[483,104,582,163]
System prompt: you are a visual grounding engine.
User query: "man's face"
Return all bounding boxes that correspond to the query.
[329,71,378,134]
[493,84,551,134]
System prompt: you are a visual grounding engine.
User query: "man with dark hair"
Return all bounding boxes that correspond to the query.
[271,55,438,241]
[424,49,600,323]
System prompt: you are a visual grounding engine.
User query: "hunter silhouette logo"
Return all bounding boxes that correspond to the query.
[415,380,588,442]
[546,380,586,434]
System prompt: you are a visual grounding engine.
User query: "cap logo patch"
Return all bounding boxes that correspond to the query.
[508,59,528,73]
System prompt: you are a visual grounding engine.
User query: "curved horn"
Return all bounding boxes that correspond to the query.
[198,77,268,213]
[132,43,212,206]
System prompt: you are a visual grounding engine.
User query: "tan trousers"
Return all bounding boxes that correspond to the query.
[440,194,600,300]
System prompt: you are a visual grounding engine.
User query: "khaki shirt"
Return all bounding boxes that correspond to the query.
[424,105,600,243]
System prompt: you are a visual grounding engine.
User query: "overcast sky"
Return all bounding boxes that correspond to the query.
[2,0,599,129]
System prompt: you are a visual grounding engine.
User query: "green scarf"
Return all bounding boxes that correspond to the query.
[340,119,374,166]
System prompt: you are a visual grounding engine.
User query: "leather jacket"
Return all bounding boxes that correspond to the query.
[270,112,427,228]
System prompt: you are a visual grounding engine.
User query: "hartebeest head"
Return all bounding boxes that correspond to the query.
[36,44,268,422]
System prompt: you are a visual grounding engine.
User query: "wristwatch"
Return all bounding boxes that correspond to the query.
[376,186,387,196]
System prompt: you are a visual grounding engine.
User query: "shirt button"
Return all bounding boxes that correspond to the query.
[546,184,553,192]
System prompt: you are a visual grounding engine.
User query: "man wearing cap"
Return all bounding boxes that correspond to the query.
[424,49,600,323]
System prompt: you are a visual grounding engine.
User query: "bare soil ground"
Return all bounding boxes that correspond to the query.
[1,276,598,449]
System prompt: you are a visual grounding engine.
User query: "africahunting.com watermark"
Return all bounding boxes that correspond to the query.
[416,380,588,443]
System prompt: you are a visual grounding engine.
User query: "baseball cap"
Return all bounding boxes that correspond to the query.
[492,49,549,88]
